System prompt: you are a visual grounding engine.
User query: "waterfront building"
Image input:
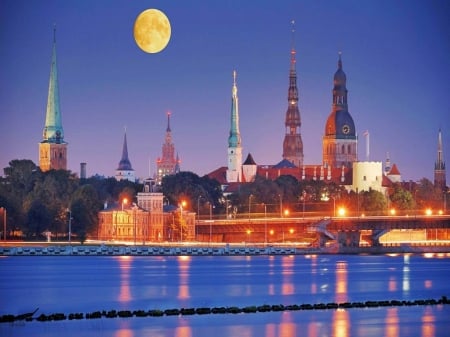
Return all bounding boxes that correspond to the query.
[322,53,357,168]
[434,129,446,191]
[115,130,135,182]
[156,112,180,185]
[282,22,303,167]
[39,27,68,171]
[226,70,243,183]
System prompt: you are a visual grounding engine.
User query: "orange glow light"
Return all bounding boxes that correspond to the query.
[284,209,290,216]
[425,209,432,216]
[338,208,346,217]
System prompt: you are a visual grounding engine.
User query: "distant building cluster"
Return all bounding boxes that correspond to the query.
[38,25,447,194]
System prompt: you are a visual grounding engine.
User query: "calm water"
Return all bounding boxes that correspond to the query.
[1,253,450,337]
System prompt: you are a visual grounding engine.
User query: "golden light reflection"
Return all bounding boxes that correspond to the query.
[332,309,349,337]
[281,255,295,295]
[175,318,193,337]
[421,306,435,337]
[388,276,397,292]
[118,256,132,303]
[335,261,348,303]
[177,256,191,300]
[385,307,399,337]
[265,323,277,337]
[278,311,296,337]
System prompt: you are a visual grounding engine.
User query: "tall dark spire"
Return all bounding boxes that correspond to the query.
[117,128,133,171]
[282,20,303,167]
[434,128,446,191]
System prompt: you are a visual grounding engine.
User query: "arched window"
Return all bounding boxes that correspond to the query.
[342,145,345,154]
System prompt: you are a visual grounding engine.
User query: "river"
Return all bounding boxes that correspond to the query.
[1,253,449,336]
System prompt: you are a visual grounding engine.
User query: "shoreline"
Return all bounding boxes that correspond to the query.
[1,242,450,256]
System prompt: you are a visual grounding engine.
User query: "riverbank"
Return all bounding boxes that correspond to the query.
[1,242,450,256]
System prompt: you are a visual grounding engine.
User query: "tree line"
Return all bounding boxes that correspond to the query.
[0,159,446,242]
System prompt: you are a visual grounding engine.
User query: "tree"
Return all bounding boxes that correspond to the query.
[360,189,388,214]
[71,184,102,242]
[162,171,222,214]
[26,199,51,239]
[389,184,415,211]
[416,178,444,211]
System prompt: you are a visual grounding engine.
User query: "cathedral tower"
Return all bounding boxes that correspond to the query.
[115,129,135,182]
[434,129,446,191]
[322,53,357,168]
[282,21,303,167]
[39,26,68,171]
[226,70,243,183]
[156,112,180,184]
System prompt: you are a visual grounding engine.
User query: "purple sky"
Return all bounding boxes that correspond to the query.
[1,0,449,182]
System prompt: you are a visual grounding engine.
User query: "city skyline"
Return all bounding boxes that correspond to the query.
[1,1,449,182]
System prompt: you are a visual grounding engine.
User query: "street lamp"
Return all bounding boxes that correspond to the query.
[302,190,306,219]
[279,194,283,218]
[263,203,267,245]
[122,198,128,211]
[0,207,6,241]
[180,200,186,241]
[66,208,72,244]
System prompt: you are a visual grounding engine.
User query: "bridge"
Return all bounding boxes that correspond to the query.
[196,215,450,248]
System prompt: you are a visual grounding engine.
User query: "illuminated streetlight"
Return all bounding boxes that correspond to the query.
[390,208,396,216]
[122,198,128,211]
[66,208,72,244]
[180,200,187,241]
[425,208,432,216]
[338,207,346,217]
[284,209,290,217]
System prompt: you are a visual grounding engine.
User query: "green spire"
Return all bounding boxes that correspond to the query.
[228,70,241,147]
[42,25,65,144]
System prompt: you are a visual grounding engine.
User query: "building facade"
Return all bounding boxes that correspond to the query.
[39,27,68,171]
[322,53,357,168]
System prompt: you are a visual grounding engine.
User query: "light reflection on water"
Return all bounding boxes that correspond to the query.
[1,254,449,337]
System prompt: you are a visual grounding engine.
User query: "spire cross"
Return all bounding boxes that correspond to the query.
[290,20,296,67]
[233,70,237,86]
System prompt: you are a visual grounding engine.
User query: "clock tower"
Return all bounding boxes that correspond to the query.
[39,26,68,172]
[322,53,357,168]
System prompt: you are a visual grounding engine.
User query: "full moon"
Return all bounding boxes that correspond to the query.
[133,9,171,54]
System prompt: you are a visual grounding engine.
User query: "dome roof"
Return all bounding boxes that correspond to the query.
[325,110,356,138]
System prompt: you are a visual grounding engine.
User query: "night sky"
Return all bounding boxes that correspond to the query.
[1,0,449,182]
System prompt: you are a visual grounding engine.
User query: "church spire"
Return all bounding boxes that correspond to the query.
[282,20,303,167]
[115,128,135,182]
[434,128,446,190]
[226,70,243,183]
[156,112,180,184]
[39,25,68,172]
[43,24,64,143]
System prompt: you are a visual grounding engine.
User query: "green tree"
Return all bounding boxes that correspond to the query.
[26,199,51,239]
[70,184,102,242]
[360,189,387,214]
[389,184,415,211]
[416,178,444,211]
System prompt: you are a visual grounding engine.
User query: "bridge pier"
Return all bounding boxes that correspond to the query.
[337,231,360,247]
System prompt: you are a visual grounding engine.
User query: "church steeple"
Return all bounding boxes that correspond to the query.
[282,20,303,167]
[434,129,446,191]
[39,25,68,171]
[226,70,243,183]
[115,128,135,182]
[156,112,180,184]
[322,53,357,168]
